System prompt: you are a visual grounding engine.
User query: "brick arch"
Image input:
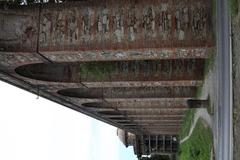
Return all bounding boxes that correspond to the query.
[57,86,197,99]
[15,59,205,82]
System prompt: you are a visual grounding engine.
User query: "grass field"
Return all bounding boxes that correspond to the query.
[179,109,196,140]
[178,120,213,160]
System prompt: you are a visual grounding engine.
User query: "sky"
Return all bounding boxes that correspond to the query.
[0,80,137,160]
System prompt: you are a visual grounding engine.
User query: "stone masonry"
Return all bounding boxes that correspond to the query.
[0,0,213,151]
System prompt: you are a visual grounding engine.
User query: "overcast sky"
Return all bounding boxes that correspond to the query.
[0,81,137,160]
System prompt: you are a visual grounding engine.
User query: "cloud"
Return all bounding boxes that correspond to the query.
[0,81,136,160]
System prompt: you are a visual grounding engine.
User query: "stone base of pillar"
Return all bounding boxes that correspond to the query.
[187,99,209,108]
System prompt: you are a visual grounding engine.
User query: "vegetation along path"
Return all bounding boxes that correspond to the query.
[180,108,213,144]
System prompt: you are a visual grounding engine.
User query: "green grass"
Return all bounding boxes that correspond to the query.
[204,48,216,77]
[212,0,216,19]
[210,0,217,44]
[180,109,196,140]
[229,0,239,17]
[195,86,203,99]
[178,120,213,160]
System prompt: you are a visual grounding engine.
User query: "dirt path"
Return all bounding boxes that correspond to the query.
[180,108,213,144]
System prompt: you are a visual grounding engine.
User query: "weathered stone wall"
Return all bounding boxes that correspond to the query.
[0,0,213,61]
[0,6,39,52]
[0,0,214,136]
[82,99,188,110]
[57,86,197,98]
[38,0,212,51]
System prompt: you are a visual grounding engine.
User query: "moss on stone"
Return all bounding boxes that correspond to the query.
[79,62,116,80]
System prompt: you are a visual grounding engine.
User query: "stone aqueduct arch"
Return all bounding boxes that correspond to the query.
[0,0,213,155]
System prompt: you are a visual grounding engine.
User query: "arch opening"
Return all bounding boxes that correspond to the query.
[15,59,204,82]
[58,86,197,99]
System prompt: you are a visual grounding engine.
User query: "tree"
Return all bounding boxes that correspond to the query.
[139,155,170,160]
